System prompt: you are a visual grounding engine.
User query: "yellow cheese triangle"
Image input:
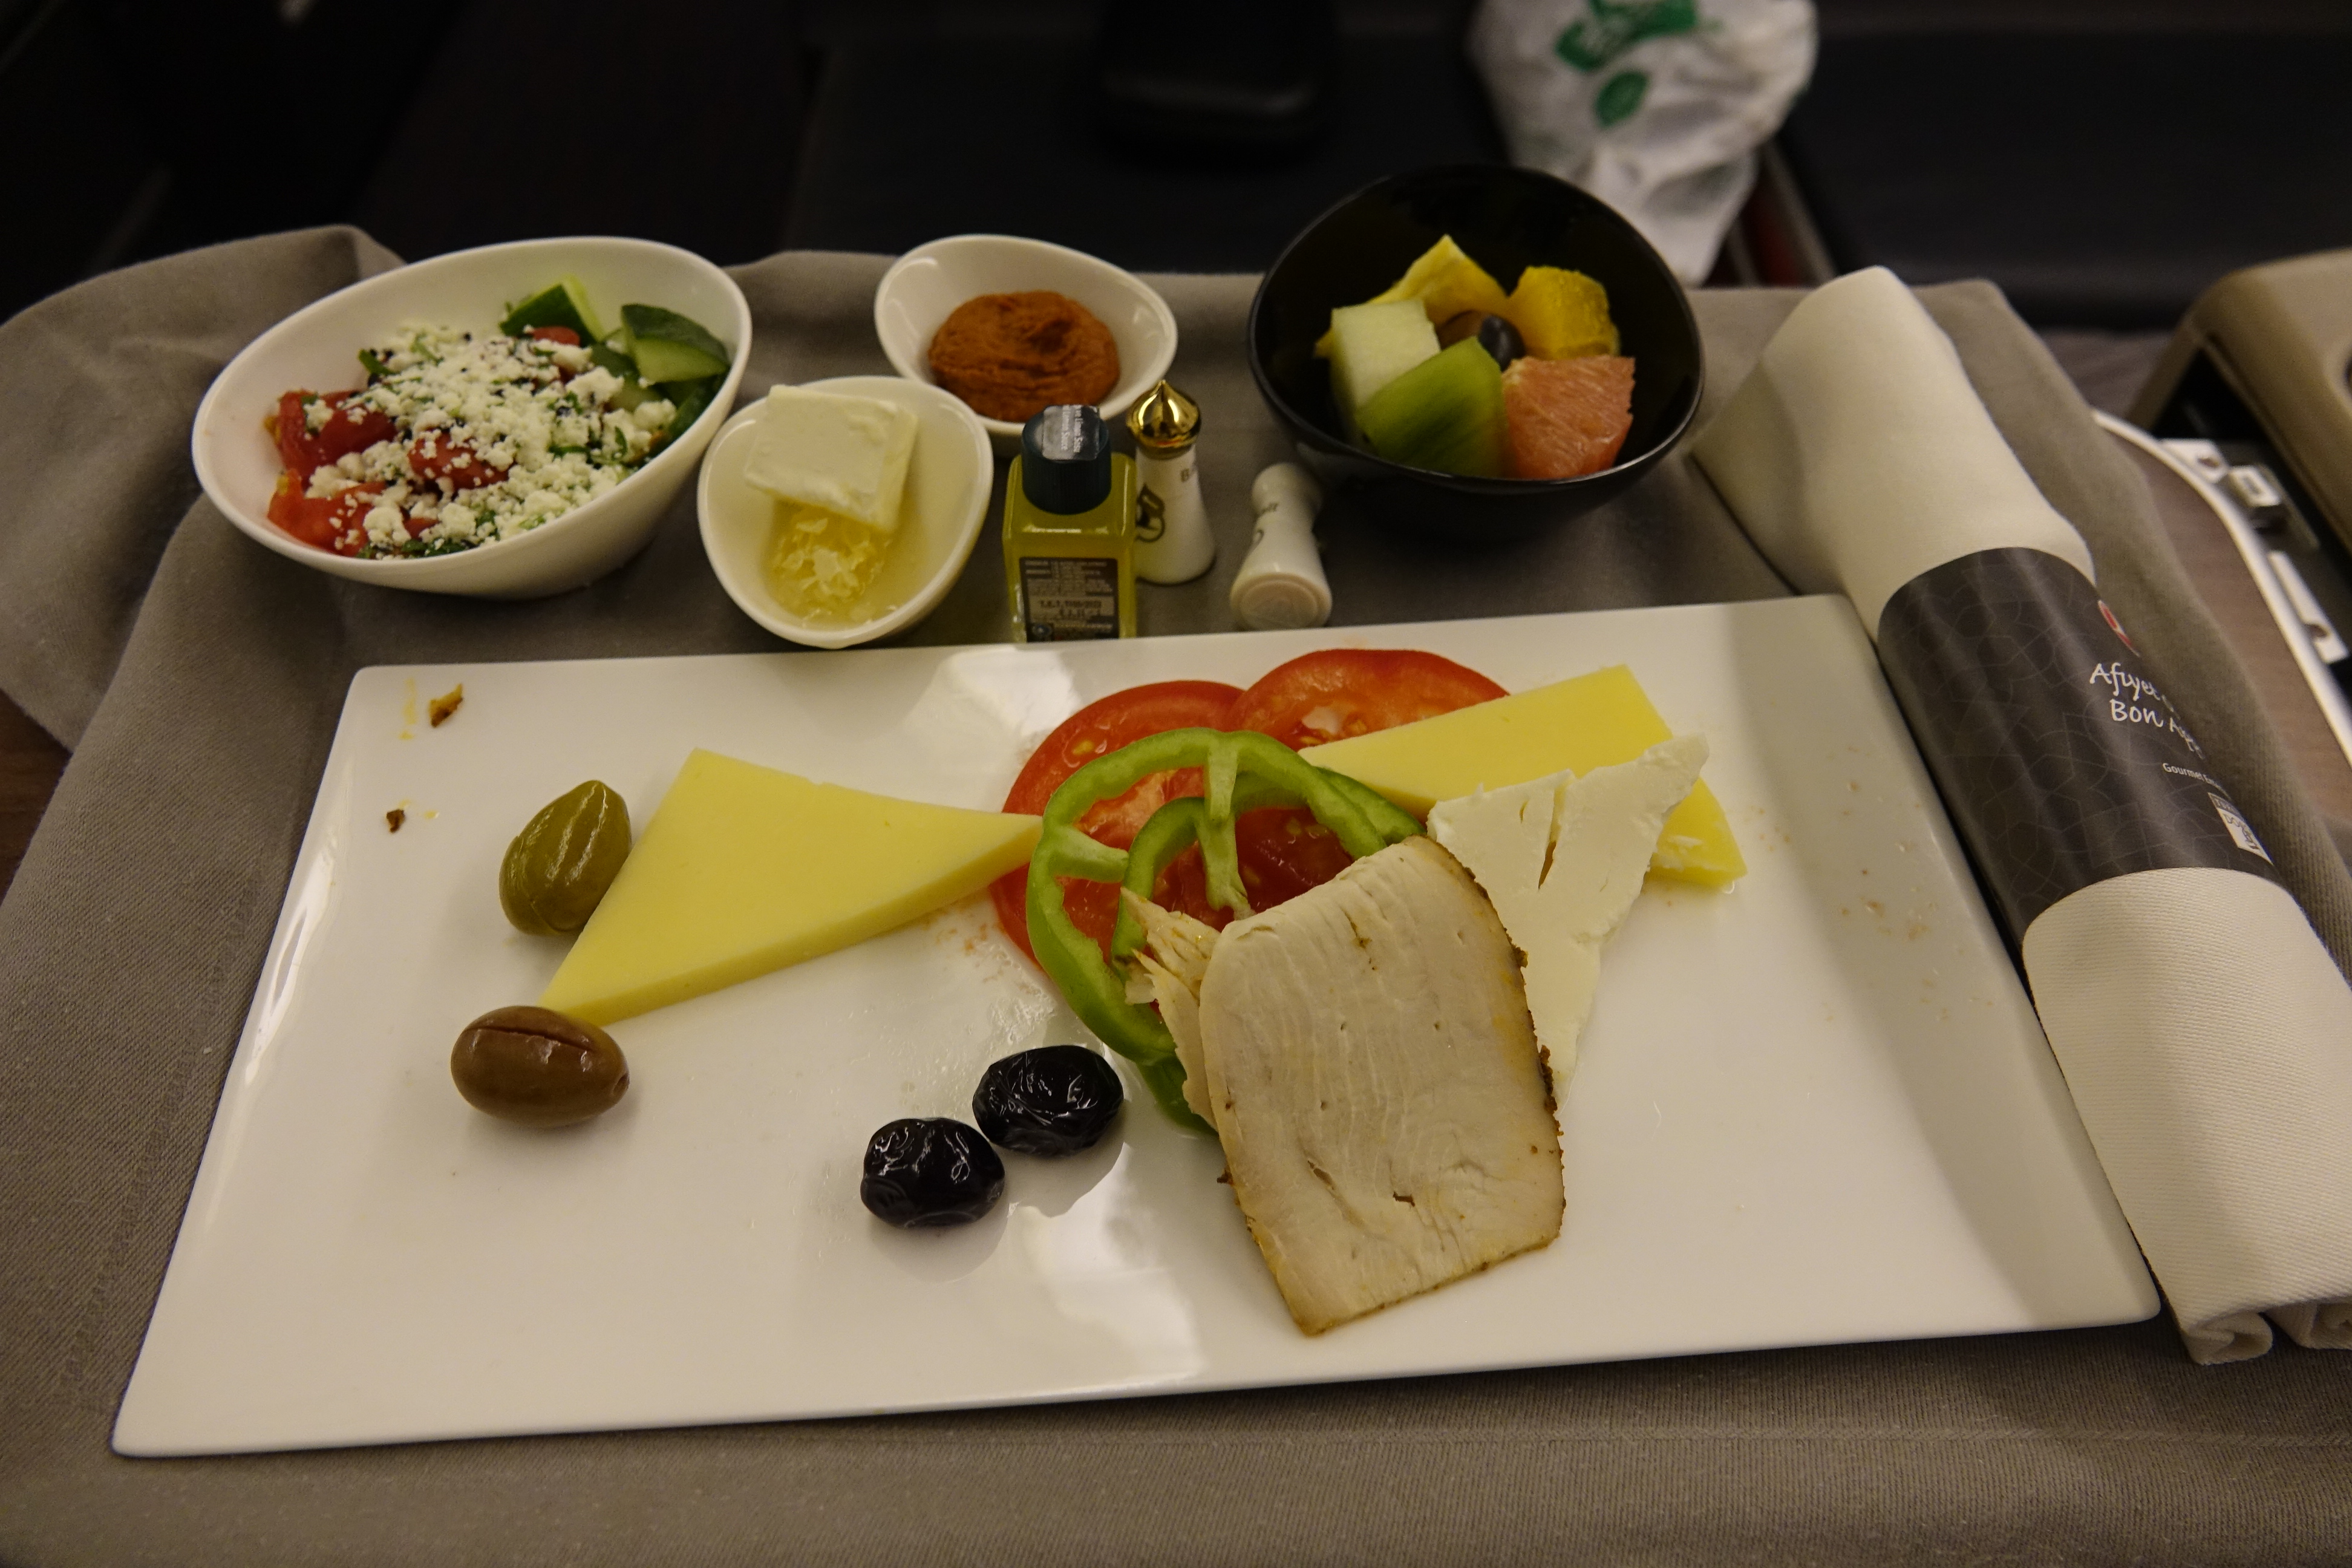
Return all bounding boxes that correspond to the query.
[1298,665,1746,887]
[540,750,1042,1025]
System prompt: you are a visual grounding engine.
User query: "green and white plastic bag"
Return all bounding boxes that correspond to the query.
[1469,0,1814,282]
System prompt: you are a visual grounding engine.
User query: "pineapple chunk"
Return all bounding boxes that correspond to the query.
[1504,267,1619,360]
[1315,236,1513,356]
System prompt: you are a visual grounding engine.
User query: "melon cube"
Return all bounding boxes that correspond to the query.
[1326,299,1439,441]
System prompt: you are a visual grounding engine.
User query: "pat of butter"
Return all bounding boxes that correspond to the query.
[743,385,918,535]
[1300,665,1746,887]
[540,750,1041,1025]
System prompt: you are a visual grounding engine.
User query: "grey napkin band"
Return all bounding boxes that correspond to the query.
[1877,546,2284,947]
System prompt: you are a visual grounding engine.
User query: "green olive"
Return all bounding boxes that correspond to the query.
[500,780,631,936]
[451,1005,629,1127]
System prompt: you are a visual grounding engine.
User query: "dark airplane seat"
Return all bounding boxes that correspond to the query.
[1778,28,2352,328]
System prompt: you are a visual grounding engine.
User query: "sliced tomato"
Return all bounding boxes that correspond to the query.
[527,325,581,346]
[272,391,317,475]
[990,680,1241,963]
[267,474,385,554]
[1224,648,1508,751]
[407,434,507,494]
[1233,804,1354,906]
[272,390,394,480]
[992,652,1515,970]
[1217,649,1505,926]
[999,680,1244,822]
[992,656,1512,966]
[318,394,394,465]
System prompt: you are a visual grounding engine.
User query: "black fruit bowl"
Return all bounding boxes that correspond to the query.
[1248,164,1703,541]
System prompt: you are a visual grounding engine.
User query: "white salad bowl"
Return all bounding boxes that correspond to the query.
[872,234,1178,450]
[696,375,993,650]
[192,235,752,598]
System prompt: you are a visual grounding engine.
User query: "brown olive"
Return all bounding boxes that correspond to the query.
[500,780,631,936]
[451,1005,629,1127]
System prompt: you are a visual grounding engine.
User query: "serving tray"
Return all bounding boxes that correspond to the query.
[115,599,2155,1456]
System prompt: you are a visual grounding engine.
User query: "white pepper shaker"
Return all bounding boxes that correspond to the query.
[1231,462,1332,630]
[1126,379,1216,584]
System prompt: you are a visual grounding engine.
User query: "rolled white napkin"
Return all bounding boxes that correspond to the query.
[1693,267,2352,1363]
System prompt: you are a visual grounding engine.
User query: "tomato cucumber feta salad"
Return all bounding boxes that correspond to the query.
[265,277,730,558]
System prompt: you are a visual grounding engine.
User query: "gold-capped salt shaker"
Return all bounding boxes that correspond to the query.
[1125,379,1216,584]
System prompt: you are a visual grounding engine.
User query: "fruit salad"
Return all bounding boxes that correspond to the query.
[1317,237,1635,482]
[264,277,731,558]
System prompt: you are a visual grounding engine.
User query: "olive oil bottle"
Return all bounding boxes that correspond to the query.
[1003,404,1137,641]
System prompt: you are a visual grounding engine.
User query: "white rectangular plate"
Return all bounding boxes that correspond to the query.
[116,599,2155,1455]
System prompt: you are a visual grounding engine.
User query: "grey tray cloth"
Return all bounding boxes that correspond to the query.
[1,230,2348,1567]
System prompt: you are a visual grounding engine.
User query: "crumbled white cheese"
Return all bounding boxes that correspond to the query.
[568,365,623,403]
[309,318,695,558]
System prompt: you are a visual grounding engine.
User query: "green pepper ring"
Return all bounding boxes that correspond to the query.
[1024,727,1423,1129]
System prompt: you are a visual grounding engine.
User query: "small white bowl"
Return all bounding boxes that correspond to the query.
[872,234,1178,450]
[696,376,993,650]
[192,236,752,599]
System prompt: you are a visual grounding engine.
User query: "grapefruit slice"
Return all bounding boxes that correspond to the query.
[1501,356,1635,480]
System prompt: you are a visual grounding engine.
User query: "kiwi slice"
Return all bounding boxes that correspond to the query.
[620,304,730,385]
[1356,338,1507,479]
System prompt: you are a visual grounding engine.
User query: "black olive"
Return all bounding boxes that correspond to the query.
[860,1118,1004,1227]
[1435,311,1526,371]
[973,1045,1125,1157]
[1474,313,1526,371]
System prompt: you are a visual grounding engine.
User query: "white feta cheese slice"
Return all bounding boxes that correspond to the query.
[1428,734,1708,1099]
[743,385,918,535]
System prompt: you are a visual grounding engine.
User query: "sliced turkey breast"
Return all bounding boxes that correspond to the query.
[1122,889,1223,1127]
[1196,835,1561,1334]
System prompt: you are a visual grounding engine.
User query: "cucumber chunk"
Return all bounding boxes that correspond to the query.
[1356,338,1506,478]
[656,374,723,446]
[585,342,651,408]
[500,276,603,342]
[621,304,731,385]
